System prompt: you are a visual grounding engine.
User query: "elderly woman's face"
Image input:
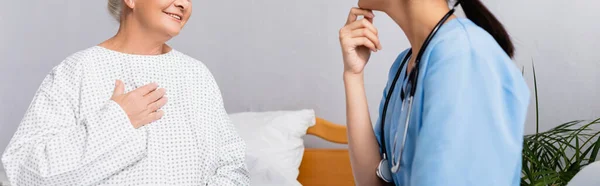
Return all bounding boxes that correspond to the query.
[135,0,192,37]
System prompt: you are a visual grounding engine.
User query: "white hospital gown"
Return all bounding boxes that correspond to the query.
[1,46,250,186]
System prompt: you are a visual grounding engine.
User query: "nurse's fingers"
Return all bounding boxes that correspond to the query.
[352,37,378,52]
[344,18,378,37]
[346,7,375,25]
[351,28,382,50]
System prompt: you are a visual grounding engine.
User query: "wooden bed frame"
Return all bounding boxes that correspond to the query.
[297,118,355,186]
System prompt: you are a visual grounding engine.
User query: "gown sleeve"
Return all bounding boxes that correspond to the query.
[1,60,148,186]
[203,70,250,186]
[409,40,530,186]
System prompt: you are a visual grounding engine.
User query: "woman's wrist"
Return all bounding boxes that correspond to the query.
[343,71,364,82]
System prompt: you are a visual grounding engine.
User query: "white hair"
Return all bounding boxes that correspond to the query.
[107,0,123,21]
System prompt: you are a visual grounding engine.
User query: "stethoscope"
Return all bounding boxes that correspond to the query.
[375,2,460,183]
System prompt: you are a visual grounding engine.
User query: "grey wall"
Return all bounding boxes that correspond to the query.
[1,0,599,156]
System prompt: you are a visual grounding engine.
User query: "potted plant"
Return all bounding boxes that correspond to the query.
[521,63,600,186]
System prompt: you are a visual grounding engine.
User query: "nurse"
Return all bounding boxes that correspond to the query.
[339,0,530,185]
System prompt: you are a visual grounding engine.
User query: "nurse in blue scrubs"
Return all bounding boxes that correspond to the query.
[339,0,530,185]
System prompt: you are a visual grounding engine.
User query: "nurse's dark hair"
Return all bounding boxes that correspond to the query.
[458,0,515,58]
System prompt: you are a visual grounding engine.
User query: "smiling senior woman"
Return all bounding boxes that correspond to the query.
[1,0,250,185]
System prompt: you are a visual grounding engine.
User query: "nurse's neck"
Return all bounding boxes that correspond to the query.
[384,0,457,73]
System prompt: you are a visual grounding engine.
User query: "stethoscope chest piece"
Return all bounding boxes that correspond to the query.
[377,157,393,183]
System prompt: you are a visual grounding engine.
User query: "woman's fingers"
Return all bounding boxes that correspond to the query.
[134,83,159,96]
[346,7,375,25]
[344,19,378,38]
[145,88,166,103]
[340,17,381,53]
[148,96,168,112]
[340,18,379,44]
[354,37,378,52]
[154,110,165,120]
[142,110,165,125]
[351,29,382,50]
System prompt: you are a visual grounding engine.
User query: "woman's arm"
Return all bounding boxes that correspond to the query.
[202,67,250,186]
[339,7,387,186]
[1,64,155,186]
[205,106,250,186]
[344,72,388,186]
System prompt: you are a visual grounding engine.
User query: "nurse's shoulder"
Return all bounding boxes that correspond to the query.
[426,17,530,103]
[428,18,511,65]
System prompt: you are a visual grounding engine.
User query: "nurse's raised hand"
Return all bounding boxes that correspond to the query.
[339,8,382,75]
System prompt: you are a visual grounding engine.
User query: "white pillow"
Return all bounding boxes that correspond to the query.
[568,161,600,186]
[244,153,302,186]
[229,109,315,185]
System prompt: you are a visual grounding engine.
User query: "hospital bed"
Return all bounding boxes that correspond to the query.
[298,118,354,186]
[228,109,355,186]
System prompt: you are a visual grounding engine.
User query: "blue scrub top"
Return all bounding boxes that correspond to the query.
[374,18,530,186]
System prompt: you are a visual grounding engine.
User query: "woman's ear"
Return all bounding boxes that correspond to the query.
[123,0,135,9]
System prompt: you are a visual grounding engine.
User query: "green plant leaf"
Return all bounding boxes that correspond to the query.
[521,179,530,186]
[579,119,600,147]
[531,173,560,186]
[588,134,600,162]
[527,134,572,169]
[565,119,600,163]
[578,131,600,163]
[532,60,539,134]
[575,134,581,163]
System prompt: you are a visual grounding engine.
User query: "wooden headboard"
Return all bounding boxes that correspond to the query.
[297,118,355,186]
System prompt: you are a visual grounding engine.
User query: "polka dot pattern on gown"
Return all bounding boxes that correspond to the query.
[1,46,250,186]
